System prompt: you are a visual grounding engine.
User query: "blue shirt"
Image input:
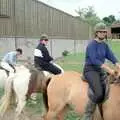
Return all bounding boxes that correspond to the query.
[2,51,17,65]
[85,40,118,66]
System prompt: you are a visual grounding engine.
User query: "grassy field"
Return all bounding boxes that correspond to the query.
[0,40,120,119]
[58,40,120,72]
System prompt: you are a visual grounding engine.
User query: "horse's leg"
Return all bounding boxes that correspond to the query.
[14,96,26,120]
[44,103,66,120]
[56,106,68,120]
[44,110,56,120]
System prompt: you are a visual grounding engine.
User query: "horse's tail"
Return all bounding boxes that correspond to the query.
[42,77,51,111]
[0,74,14,117]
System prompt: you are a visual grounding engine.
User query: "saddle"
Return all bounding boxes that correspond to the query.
[81,74,110,103]
[34,66,52,79]
[0,66,9,76]
[27,66,51,97]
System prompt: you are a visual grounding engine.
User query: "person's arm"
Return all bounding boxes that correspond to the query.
[46,54,53,62]
[115,63,120,70]
[34,44,53,63]
[106,44,118,64]
[43,47,53,62]
[34,48,43,58]
[9,53,16,66]
[101,64,114,75]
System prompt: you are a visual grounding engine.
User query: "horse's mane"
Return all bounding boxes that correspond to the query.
[107,71,120,85]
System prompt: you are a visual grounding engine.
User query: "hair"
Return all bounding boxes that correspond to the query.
[16,48,23,54]
[40,39,48,41]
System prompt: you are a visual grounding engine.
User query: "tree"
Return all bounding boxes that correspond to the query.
[113,20,120,24]
[76,6,101,27]
[103,15,116,26]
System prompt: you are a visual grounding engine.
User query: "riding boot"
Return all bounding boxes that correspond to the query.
[82,99,96,120]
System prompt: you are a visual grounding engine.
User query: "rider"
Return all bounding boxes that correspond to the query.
[1,48,23,74]
[82,22,120,120]
[34,34,64,75]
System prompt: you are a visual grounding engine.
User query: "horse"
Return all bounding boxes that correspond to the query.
[0,68,9,89]
[0,65,51,120]
[0,64,28,89]
[44,70,120,120]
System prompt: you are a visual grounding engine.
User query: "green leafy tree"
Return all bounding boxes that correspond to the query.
[103,15,116,26]
[113,20,120,24]
[76,6,101,27]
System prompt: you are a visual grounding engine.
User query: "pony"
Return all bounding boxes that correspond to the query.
[44,70,120,120]
[0,68,9,89]
[0,65,51,120]
[0,64,27,89]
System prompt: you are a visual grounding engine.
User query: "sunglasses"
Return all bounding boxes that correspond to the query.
[41,39,48,41]
[98,31,107,33]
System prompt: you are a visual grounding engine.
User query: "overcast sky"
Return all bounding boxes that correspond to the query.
[39,0,120,19]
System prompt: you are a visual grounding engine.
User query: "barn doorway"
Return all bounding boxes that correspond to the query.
[111,27,120,39]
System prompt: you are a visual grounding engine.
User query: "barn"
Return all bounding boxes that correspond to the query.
[0,0,91,60]
[111,23,120,39]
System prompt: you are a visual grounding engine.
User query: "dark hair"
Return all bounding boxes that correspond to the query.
[40,39,48,41]
[95,31,108,40]
[16,48,23,54]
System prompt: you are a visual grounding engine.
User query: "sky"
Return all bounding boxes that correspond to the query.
[39,0,120,19]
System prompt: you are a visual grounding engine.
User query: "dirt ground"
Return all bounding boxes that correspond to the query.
[0,108,44,120]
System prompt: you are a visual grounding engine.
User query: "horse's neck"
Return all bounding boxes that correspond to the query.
[0,70,8,88]
[15,65,29,72]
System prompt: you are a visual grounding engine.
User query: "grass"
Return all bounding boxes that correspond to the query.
[57,40,120,73]
[107,40,120,59]
[57,53,85,72]
[26,93,45,114]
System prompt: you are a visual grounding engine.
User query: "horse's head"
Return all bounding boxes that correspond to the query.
[109,69,120,84]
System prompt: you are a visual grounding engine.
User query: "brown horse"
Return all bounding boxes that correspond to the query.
[44,70,120,120]
[0,65,51,120]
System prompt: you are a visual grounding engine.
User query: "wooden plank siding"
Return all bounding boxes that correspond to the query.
[0,0,14,36]
[0,0,90,40]
[0,0,11,17]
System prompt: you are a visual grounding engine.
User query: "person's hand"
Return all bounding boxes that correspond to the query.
[101,64,114,75]
[115,63,120,70]
[50,60,54,63]
[108,69,114,76]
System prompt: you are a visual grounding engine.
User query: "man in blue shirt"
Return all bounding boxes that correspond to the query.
[1,48,23,74]
[82,23,120,120]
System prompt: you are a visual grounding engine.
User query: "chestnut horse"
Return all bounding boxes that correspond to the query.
[44,70,120,120]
